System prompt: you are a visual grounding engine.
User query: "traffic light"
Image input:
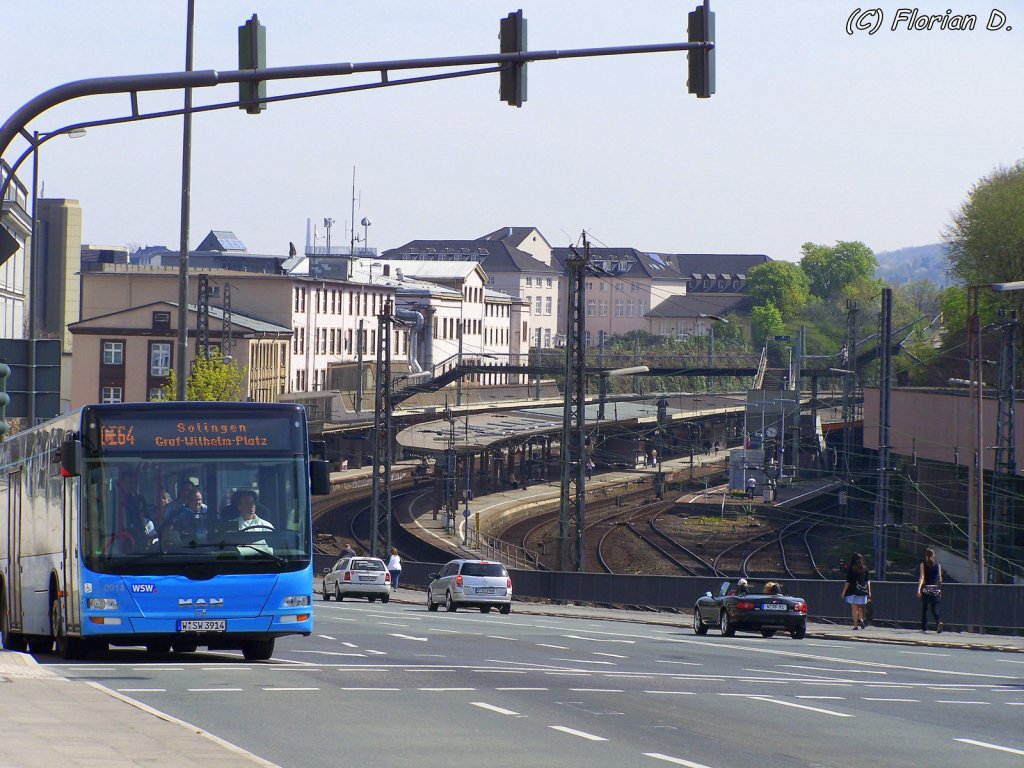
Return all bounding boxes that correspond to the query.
[499,10,527,107]
[0,363,10,439]
[238,14,267,114]
[687,1,715,99]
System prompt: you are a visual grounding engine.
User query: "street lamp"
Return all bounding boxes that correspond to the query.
[28,127,86,424]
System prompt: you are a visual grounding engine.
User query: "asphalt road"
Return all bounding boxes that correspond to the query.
[38,600,1024,768]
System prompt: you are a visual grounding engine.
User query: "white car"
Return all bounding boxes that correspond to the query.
[426,559,512,614]
[322,556,391,602]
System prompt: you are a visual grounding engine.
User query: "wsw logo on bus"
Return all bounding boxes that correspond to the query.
[130,583,157,593]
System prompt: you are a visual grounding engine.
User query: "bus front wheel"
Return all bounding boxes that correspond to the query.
[51,594,85,660]
[242,638,275,661]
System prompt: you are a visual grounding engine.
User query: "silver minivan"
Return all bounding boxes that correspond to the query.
[426,559,512,614]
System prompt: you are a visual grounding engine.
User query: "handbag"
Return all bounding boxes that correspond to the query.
[921,584,942,598]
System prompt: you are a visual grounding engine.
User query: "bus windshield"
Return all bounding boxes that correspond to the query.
[81,454,310,575]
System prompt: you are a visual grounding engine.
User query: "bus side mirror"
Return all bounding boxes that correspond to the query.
[59,435,81,477]
[309,459,331,495]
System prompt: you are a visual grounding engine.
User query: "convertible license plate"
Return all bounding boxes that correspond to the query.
[476,587,495,595]
[761,604,787,611]
[177,619,226,632]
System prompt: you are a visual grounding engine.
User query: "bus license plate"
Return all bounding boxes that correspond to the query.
[177,619,226,632]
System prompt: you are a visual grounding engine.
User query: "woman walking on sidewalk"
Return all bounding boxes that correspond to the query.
[840,552,871,629]
[387,547,402,591]
[917,547,943,633]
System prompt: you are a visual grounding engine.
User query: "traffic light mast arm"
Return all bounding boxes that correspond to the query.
[1,23,714,195]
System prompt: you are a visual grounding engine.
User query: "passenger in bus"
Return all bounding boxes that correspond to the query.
[230,490,274,530]
[118,469,155,545]
[161,485,211,543]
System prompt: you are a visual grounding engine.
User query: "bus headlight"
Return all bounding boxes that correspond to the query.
[281,595,311,608]
[87,598,119,610]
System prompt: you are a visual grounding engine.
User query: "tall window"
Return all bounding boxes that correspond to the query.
[102,341,124,365]
[599,300,608,316]
[614,299,625,317]
[545,297,552,315]
[150,342,171,376]
[101,386,123,403]
[535,296,542,315]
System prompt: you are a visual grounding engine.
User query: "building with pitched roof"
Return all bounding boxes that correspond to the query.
[382,227,561,350]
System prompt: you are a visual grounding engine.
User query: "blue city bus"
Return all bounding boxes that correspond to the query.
[0,401,331,660]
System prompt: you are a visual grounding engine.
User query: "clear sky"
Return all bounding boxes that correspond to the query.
[3,1,1021,262]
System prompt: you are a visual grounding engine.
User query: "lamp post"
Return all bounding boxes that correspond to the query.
[27,127,86,425]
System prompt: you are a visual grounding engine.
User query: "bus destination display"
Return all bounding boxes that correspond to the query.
[95,417,296,452]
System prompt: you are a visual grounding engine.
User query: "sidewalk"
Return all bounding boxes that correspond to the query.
[0,651,274,767]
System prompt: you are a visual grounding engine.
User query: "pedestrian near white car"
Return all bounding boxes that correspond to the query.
[387,547,402,590]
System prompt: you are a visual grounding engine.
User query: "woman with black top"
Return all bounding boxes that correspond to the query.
[917,547,943,633]
[840,552,871,629]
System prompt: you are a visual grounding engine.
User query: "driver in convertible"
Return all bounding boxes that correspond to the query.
[230,489,274,530]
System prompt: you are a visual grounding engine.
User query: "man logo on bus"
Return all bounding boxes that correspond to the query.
[178,597,225,607]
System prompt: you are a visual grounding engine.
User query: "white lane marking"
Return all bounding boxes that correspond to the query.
[900,650,950,657]
[487,635,517,641]
[549,725,607,741]
[656,660,702,667]
[365,649,388,655]
[749,696,853,717]
[797,696,845,700]
[544,672,590,676]
[562,634,634,644]
[292,649,366,657]
[188,687,243,692]
[865,684,912,689]
[862,698,920,703]
[593,652,628,659]
[419,687,476,692]
[342,642,358,648]
[937,700,988,705]
[377,622,410,628]
[117,688,167,692]
[551,658,614,665]
[317,635,336,641]
[390,633,428,642]
[955,738,1024,756]
[263,687,320,692]
[537,644,569,650]
[999,658,1024,664]
[1006,702,1024,705]
[496,687,549,691]
[644,691,695,696]
[782,664,887,675]
[339,687,400,691]
[570,688,623,693]
[644,754,714,768]
[471,701,522,716]
[406,669,454,673]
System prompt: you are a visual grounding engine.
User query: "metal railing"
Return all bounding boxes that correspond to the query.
[465,526,538,570]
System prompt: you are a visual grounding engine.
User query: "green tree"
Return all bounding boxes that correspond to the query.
[160,348,247,401]
[799,240,878,301]
[945,162,1024,292]
[749,303,784,347]
[747,261,811,319]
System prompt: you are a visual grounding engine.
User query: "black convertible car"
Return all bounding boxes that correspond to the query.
[693,580,807,639]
